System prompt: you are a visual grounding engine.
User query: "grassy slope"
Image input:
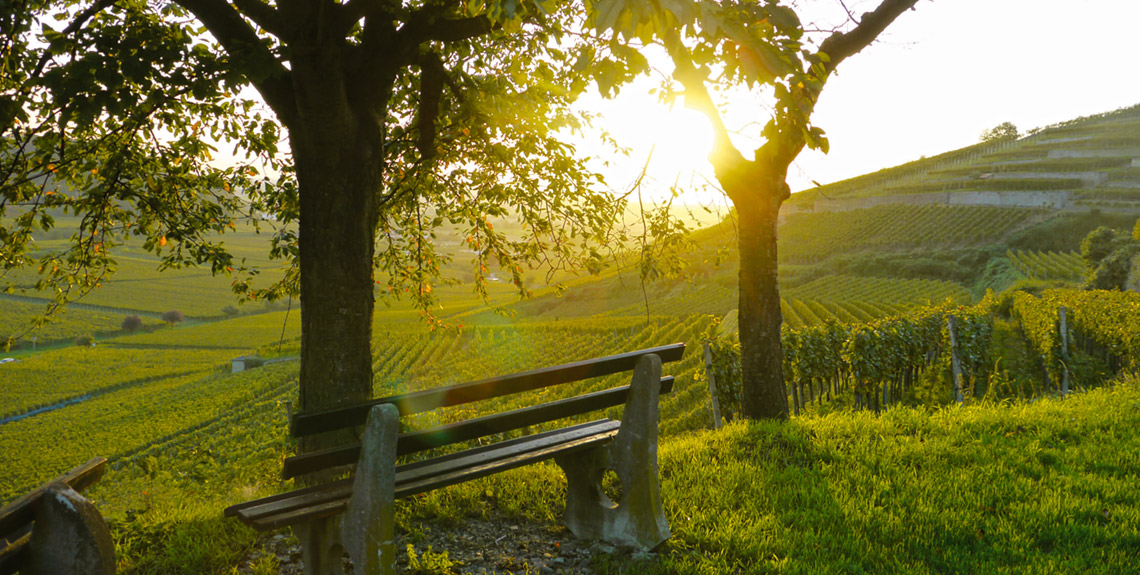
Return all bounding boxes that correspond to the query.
[643,385,1140,574]
[528,381,1140,574]
[87,376,1140,574]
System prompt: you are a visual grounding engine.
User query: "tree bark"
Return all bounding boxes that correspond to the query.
[734,187,789,420]
[283,22,391,455]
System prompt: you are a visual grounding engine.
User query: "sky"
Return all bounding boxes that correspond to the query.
[585,0,1140,207]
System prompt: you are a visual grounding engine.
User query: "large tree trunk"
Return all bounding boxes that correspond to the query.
[294,135,381,415]
[285,28,388,455]
[735,191,789,420]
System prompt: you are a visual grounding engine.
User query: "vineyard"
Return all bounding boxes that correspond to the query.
[787,103,1140,206]
[0,296,159,346]
[778,204,1041,263]
[1007,249,1085,282]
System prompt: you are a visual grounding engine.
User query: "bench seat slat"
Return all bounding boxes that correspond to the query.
[291,343,685,437]
[234,420,621,531]
[282,376,673,479]
[0,457,106,537]
[224,421,615,519]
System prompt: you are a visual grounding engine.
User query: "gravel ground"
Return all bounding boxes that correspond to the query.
[235,514,655,574]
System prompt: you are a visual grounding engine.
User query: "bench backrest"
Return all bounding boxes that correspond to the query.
[282,343,685,479]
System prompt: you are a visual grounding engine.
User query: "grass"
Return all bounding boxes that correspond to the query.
[76,375,1140,574]
[601,380,1140,573]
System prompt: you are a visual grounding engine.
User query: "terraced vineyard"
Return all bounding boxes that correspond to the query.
[1007,249,1084,281]
[787,103,1140,206]
[778,205,1041,263]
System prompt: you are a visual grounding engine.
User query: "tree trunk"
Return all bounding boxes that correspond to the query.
[294,136,381,415]
[285,32,389,457]
[736,197,789,420]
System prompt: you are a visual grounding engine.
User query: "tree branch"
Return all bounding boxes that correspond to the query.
[173,0,298,127]
[662,31,747,184]
[426,15,492,43]
[760,0,919,172]
[817,0,920,74]
[230,0,284,37]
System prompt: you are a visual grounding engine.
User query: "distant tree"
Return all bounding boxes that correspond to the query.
[980,122,1019,142]
[221,305,240,317]
[1082,226,1139,290]
[162,310,185,326]
[75,334,94,347]
[121,315,143,332]
[1087,246,1140,291]
[1081,227,1123,271]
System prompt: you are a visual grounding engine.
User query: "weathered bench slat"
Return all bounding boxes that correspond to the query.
[234,420,621,531]
[282,375,674,479]
[223,420,616,520]
[228,421,620,522]
[392,424,618,498]
[290,343,685,437]
[0,457,106,537]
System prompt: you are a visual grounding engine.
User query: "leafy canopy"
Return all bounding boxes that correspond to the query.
[1,0,654,336]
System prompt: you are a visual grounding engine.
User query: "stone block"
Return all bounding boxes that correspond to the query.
[25,484,115,575]
[342,403,400,575]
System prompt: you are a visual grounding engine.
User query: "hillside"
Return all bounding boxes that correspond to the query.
[787,104,1140,209]
[3,104,1140,574]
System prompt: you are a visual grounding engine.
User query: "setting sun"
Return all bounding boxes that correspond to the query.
[583,90,717,202]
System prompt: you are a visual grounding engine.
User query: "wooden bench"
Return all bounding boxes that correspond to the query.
[0,457,114,575]
[225,343,685,575]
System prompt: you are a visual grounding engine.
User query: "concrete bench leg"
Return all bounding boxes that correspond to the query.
[556,354,671,551]
[341,403,399,575]
[296,517,344,575]
[25,484,116,575]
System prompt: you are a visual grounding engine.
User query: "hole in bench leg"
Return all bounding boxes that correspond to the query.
[601,468,623,505]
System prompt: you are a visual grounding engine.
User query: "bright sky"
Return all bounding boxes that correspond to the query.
[586,0,1140,207]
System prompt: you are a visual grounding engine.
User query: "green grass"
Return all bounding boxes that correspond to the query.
[453,380,1140,574]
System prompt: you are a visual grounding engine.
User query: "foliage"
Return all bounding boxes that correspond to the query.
[74,333,93,346]
[1081,226,1124,269]
[1,1,259,308]
[979,121,1019,142]
[121,314,143,332]
[1086,245,1140,290]
[709,300,995,415]
[162,309,185,325]
[702,322,741,422]
[1078,226,1139,290]
[1011,288,1140,384]
[405,545,457,575]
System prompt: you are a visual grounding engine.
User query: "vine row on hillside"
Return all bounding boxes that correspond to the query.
[707,300,995,417]
[1011,289,1140,388]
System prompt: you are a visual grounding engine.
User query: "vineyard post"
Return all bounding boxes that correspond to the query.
[947,315,965,404]
[1059,306,1070,397]
[702,342,723,430]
